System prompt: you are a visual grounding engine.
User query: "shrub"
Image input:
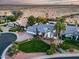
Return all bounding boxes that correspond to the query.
[9,27,24,32]
[47,49,53,55]
[4,16,17,22]
[46,44,56,55]
[28,16,36,26]
[8,42,19,57]
[68,48,74,52]
[12,10,23,18]
[59,40,79,50]
[0,28,2,32]
[0,19,5,24]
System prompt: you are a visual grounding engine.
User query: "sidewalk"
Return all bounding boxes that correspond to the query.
[6,52,46,59]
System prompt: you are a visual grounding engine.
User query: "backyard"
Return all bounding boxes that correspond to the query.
[18,38,50,52]
[59,40,79,50]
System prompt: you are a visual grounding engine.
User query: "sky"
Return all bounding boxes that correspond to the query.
[0,0,79,5]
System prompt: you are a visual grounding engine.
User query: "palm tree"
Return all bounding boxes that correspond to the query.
[55,17,66,40]
[74,19,78,40]
[74,19,78,29]
[35,27,39,38]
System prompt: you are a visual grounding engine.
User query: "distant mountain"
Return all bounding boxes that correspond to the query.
[0,0,79,5]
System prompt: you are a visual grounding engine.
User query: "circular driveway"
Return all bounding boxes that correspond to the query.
[0,33,17,59]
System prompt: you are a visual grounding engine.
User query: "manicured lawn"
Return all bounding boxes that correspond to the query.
[59,40,79,50]
[18,38,50,53]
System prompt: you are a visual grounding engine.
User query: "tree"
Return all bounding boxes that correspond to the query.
[74,19,78,29]
[47,44,56,55]
[56,16,65,22]
[0,26,2,32]
[8,42,19,57]
[36,16,46,23]
[74,19,78,40]
[55,17,66,39]
[28,16,36,26]
[4,16,16,22]
[35,27,39,38]
[9,26,25,32]
[12,10,23,18]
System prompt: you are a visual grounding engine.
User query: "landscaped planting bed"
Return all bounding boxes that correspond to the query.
[9,27,24,32]
[0,28,2,32]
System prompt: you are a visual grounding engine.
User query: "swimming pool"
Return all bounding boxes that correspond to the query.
[0,33,17,59]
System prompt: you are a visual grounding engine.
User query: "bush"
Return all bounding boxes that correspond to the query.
[47,49,53,55]
[0,19,5,24]
[46,44,56,55]
[0,28,2,32]
[68,48,74,52]
[59,43,71,50]
[9,28,18,32]
[12,10,23,18]
[59,40,79,50]
[4,16,17,22]
[36,16,47,23]
[8,42,19,57]
[9,27,24,32]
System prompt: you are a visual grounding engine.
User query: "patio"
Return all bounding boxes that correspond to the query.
[15,32,33,42]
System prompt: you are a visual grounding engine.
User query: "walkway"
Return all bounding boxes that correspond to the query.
[41,39,51,45]
[41,38,63,45]
[6,52,46,59]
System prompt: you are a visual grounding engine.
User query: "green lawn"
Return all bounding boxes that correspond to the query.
[59,40,79,50]
[18,38,50,53]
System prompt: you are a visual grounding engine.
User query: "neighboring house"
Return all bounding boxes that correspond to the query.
[16,17,27,27]
[62,25,79,40]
